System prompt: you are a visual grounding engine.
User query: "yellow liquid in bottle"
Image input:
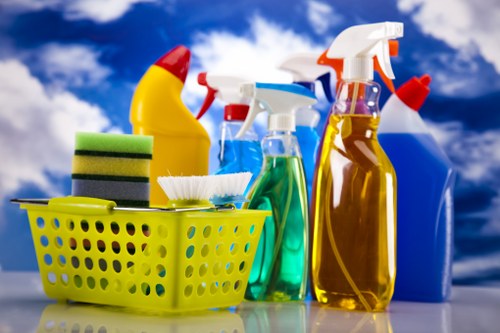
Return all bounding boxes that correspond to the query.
[312,113,396,312]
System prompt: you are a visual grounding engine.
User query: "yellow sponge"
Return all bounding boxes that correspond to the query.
[72,155,150,177]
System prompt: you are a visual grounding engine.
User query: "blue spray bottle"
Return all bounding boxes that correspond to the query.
[196,73,263,196]
[236,82,317,301]
[278,54,333,205]
[378,75,456,302]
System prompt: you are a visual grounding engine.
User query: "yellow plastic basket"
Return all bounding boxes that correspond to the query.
[19,197,269,312]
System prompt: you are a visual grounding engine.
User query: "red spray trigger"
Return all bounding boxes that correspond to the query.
[196,72,217,120]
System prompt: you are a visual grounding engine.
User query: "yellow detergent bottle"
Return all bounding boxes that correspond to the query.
[130,46,210,206]
[312,22,403,312]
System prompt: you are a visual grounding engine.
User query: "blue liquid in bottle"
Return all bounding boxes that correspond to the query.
[296,126,319,205]
[378,133,455,302]
[216,139,263,189]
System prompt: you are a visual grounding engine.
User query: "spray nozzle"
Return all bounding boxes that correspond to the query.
[196,72,252,121]
[321,22,403,88]
[196,72,217,120]
[236,82,317,139]
[318,39,400,93]
[278,53,334,102]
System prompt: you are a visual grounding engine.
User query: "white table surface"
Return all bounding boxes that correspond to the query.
[1,272,499,333]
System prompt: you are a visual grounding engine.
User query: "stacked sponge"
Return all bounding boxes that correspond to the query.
[72,132,153,207]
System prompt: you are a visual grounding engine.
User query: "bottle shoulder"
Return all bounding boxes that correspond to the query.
[131,67,209,139]
[379,133,454,171]
[320,119,395,173]
[249,156,307,203]
[379,95,430,134]
[332,80,381,117]
[221,121,258,141]
[262,132,302,158]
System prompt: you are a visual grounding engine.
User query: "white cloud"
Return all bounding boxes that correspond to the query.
[2,0,156,23]
[190,16,323,82]
[398,0,500,73]
[63,0,156,23]
[0,0,58,11]
[482,195,500,235]
[412,46,500,97]
[426,120,500,279]
[307,0,343,35]
[426,121,500,184]
[183,15,326,133]
[426,120,500,235]
[453,251,500,285]
[0,59,118,200]
[35,43,112,87]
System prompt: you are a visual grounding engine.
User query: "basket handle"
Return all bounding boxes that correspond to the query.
[48,197,116,215]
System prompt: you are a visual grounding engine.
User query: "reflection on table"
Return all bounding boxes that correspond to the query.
[1,273,499,333]
[38,303,243,333]
[237,301,451,333]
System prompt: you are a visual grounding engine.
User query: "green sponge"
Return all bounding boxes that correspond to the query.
[75,132,153,158]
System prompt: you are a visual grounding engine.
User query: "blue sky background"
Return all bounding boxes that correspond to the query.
[0,0,499,286]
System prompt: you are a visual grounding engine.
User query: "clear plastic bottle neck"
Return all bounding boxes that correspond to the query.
[333,79,381,118]
[221,120,258,141]
[262,130,302,158]
[296,106,320,128]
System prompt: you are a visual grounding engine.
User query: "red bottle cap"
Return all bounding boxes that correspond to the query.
[154,45,191,84]
[224,104,249,121]
[395,74,432,112]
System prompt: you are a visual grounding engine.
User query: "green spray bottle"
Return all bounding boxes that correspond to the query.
[236,82,317,301]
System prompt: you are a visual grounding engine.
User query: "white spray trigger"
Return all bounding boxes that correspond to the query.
[206,74,252,105]
[236,83,263,139]
[278,53,330,82]
[325,22,403,81]
[236,82,317,138]
[372,40,394,79]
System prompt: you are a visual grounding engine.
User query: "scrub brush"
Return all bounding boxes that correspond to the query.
[157,175,216,209]
[211,172,253,206]
[157,172,253,209]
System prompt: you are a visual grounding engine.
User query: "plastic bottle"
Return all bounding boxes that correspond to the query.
[130,45,210,206]
[378,74,456,302]
[236,82,317,301]
[196,72,263,197]
[312,22,403,312]
[278,54,333,206]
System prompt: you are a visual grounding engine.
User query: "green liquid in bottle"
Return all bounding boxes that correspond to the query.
[245,155,309,301]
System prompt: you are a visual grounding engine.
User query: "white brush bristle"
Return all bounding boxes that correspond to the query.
[212,172,253,198]
[157,175,217,200]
